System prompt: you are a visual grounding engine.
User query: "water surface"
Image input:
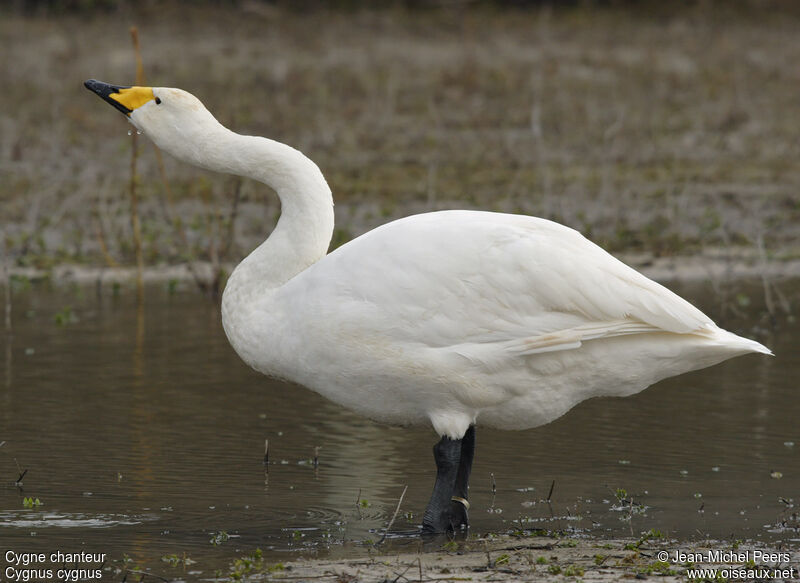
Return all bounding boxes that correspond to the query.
[0,279,797,578]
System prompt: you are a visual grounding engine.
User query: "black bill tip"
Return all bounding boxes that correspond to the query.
[84,79,133,115]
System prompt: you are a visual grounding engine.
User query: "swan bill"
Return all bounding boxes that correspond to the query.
[84,79,155,116]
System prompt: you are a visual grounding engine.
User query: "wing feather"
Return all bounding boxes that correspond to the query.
[285,210,714,356]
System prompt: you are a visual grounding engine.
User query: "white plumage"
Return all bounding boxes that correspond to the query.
[238,209,770,438]
[86,80,771,532]
[84,83,770,442]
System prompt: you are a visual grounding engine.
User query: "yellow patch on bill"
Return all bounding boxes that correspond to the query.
[109,86,155,113]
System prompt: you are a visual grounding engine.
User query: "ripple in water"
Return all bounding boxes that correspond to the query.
[304,505,348,525]
[0,511,157,529]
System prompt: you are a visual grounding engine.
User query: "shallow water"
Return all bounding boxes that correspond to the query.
[0,278,797,578]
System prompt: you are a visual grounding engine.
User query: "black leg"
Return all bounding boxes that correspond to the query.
[448,425,475,528]
[421,425,476,534]
[421,435,462,534]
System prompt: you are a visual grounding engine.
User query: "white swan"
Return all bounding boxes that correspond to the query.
[85,80,771,534]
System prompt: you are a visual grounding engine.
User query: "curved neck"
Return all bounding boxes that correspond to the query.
[193,128,333,310]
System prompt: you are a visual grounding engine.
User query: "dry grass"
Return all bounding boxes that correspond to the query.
[2,5,799,271]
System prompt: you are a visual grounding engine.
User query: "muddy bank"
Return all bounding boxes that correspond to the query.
[226,534,800,582]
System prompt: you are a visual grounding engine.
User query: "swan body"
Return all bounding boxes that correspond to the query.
[86,80,771,533]
[240,209,768,439]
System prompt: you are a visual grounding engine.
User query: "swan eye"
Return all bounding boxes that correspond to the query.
[155,97,162,105]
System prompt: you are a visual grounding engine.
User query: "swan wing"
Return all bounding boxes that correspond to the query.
[286,210,713,355]
[268,210,769,436]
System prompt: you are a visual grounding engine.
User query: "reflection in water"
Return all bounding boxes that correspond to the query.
[0,281,796,576]
[131,290,151,567]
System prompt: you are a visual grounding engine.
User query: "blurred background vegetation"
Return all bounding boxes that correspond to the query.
[4,0,800,14]
[1,0,798,282]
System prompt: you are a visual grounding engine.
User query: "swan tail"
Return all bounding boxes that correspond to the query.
[699,326,773,357]
[503,320,772,358]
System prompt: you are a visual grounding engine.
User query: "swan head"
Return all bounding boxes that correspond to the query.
[84,79,224,166]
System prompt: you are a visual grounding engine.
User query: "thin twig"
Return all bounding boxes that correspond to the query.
[128,135,144,298]
[14,458,25,485]
[221,177,243,259]
[129,26,145,299]
[92,212,119,267]
[130,27,144,82]
[377,485,408,545]
[263,439,269,467]
[628,494,635,537]
[547,480,555,502]
[390,561,414,583]
[3,235,11,390]
[142,67,212,299]
[3,235,11,333]
[198,181,222,298]
[756,233,776,321]
[184,261,211,297]
[489,542,555,553]
[153,146,188,247]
